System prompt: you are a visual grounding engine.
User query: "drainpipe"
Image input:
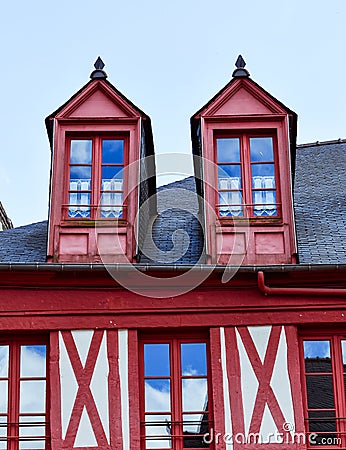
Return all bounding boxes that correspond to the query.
[258,271,346,297]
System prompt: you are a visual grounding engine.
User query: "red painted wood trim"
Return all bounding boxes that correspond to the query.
[106,330,123,450]
[284,327,306,441]
[224,326,245,448]
[50,332,62,450]
[128,329,140,450]
[209,327,226,450]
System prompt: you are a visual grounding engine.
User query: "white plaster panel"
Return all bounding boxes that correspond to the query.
[90,332,110,443]
[259,404,281,443]
[220,327,233,450]
[71,330,94,368]
[59,332,78,440]
[270,327,295,433]
[236,329,258,437]
[248,326,272,364]
[118,330,129,450]
[74,406,97,447]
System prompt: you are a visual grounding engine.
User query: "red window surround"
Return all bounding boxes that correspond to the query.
[215,132,281,220]
[140,334,212,449]
[65,134,128,221]
[0,337,49,450]
[300,333,346,448]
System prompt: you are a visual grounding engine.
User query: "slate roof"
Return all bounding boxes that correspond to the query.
[1,139,345,265]
[0,221,48,263]
[294,140,346,264]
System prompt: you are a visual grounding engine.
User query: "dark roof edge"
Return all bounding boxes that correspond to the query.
[297,138,346,148]
[0,263,345,273]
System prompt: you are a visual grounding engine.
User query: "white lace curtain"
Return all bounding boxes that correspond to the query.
[252,176,276,216]
[101,180,123,218]
[69,180,91,218]
[219,177,242,216]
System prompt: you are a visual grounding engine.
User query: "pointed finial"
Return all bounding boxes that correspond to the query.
[232,54,250,78]
[90,57,107,80]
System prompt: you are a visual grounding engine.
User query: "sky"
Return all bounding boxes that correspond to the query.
[1,0,346,227]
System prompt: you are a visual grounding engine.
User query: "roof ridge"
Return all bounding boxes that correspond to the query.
[297,138,346,148]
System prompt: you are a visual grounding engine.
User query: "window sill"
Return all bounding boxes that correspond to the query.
[60,218,128,227]
[216,217,284,227]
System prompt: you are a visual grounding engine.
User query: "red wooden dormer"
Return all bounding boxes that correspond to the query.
[45,58,156,263]
[191,56,297,265]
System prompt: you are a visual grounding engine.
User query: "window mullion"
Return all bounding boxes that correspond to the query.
[241,135,252,216]
[92,136,101,219]
[172,339,183,450]
[333,336,346,446]
[8,343,20,450]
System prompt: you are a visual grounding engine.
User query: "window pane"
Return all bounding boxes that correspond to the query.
[145,414,171,449]
[70,166,91,182]
[218,165,242,187]
[304,341,331,373]
[102,166,123,182]
[181,344,207,376]
[68,194,91,218]
[144,344,170,377]
[250,137,274,162]
[102,140,124,164]
[251,164,275,184]
[216,138,240,162]
[252,191,277,216]
[70,140,92,164]
[20,346,46,378]
[0,347,9,378]
[307,411,337,446]
[182,379,208,412]
[218,193,243,217]
[145,380,171,412]
[0,416,7,450]
[20,381,46,413]
[0,382,8,414]
[183,413,209,448]
[19,416,46,450]
[306,375,334,409]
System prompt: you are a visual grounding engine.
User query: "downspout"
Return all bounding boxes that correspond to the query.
[258,271,346,297]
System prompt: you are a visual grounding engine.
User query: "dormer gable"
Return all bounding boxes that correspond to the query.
[191,56,297,265]
[46,58,156,263]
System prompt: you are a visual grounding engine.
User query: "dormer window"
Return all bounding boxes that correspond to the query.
[216,134,279,219]
[67,136,126,220]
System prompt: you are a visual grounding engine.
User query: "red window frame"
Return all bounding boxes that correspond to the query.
[65,133,128,220]
[214,131,281,220]
[300,332,346,448]
[139,333,213,450]
[0,336,49,450]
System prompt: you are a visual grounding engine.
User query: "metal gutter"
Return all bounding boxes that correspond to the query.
[0,263,346,273]
[258,271,346,296]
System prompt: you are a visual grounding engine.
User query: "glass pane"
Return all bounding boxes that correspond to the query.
[102,140,124,164]
[183,413,209,448]
[216,138,240,162]
[251,164,275,183]
[181,343,207,376]
[20,346,46,378]
[70,166,91,182]
[0,416,7,450]
[182,379,208,412]
[144,344,170,377]
[145,379,170,413]
[0,382,8,414]
[0,347,9,378]
[253,191,277,216]
[218,192,243,217]
[102,166,123,182]
[304,341,331,372]
[145,414,171,449]
[19,416,45,450]
[250,137,274,162]
[70,140,92,164]
[307,411,337,446]
[306,375,334,409]
[218,165,242,189]
[20,381,46,413]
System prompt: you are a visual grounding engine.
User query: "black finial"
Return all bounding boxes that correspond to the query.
[90,57,107,80]
[232,54,250,78]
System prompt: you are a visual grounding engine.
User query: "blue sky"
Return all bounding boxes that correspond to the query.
[1,0,346,226]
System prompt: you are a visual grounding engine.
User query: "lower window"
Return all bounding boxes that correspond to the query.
[301,335,346,447]
[0,339,48,450]
[140,335,211,449]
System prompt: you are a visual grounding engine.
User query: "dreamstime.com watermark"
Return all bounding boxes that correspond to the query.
[95,153,251,298]
[202,424,342,445]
